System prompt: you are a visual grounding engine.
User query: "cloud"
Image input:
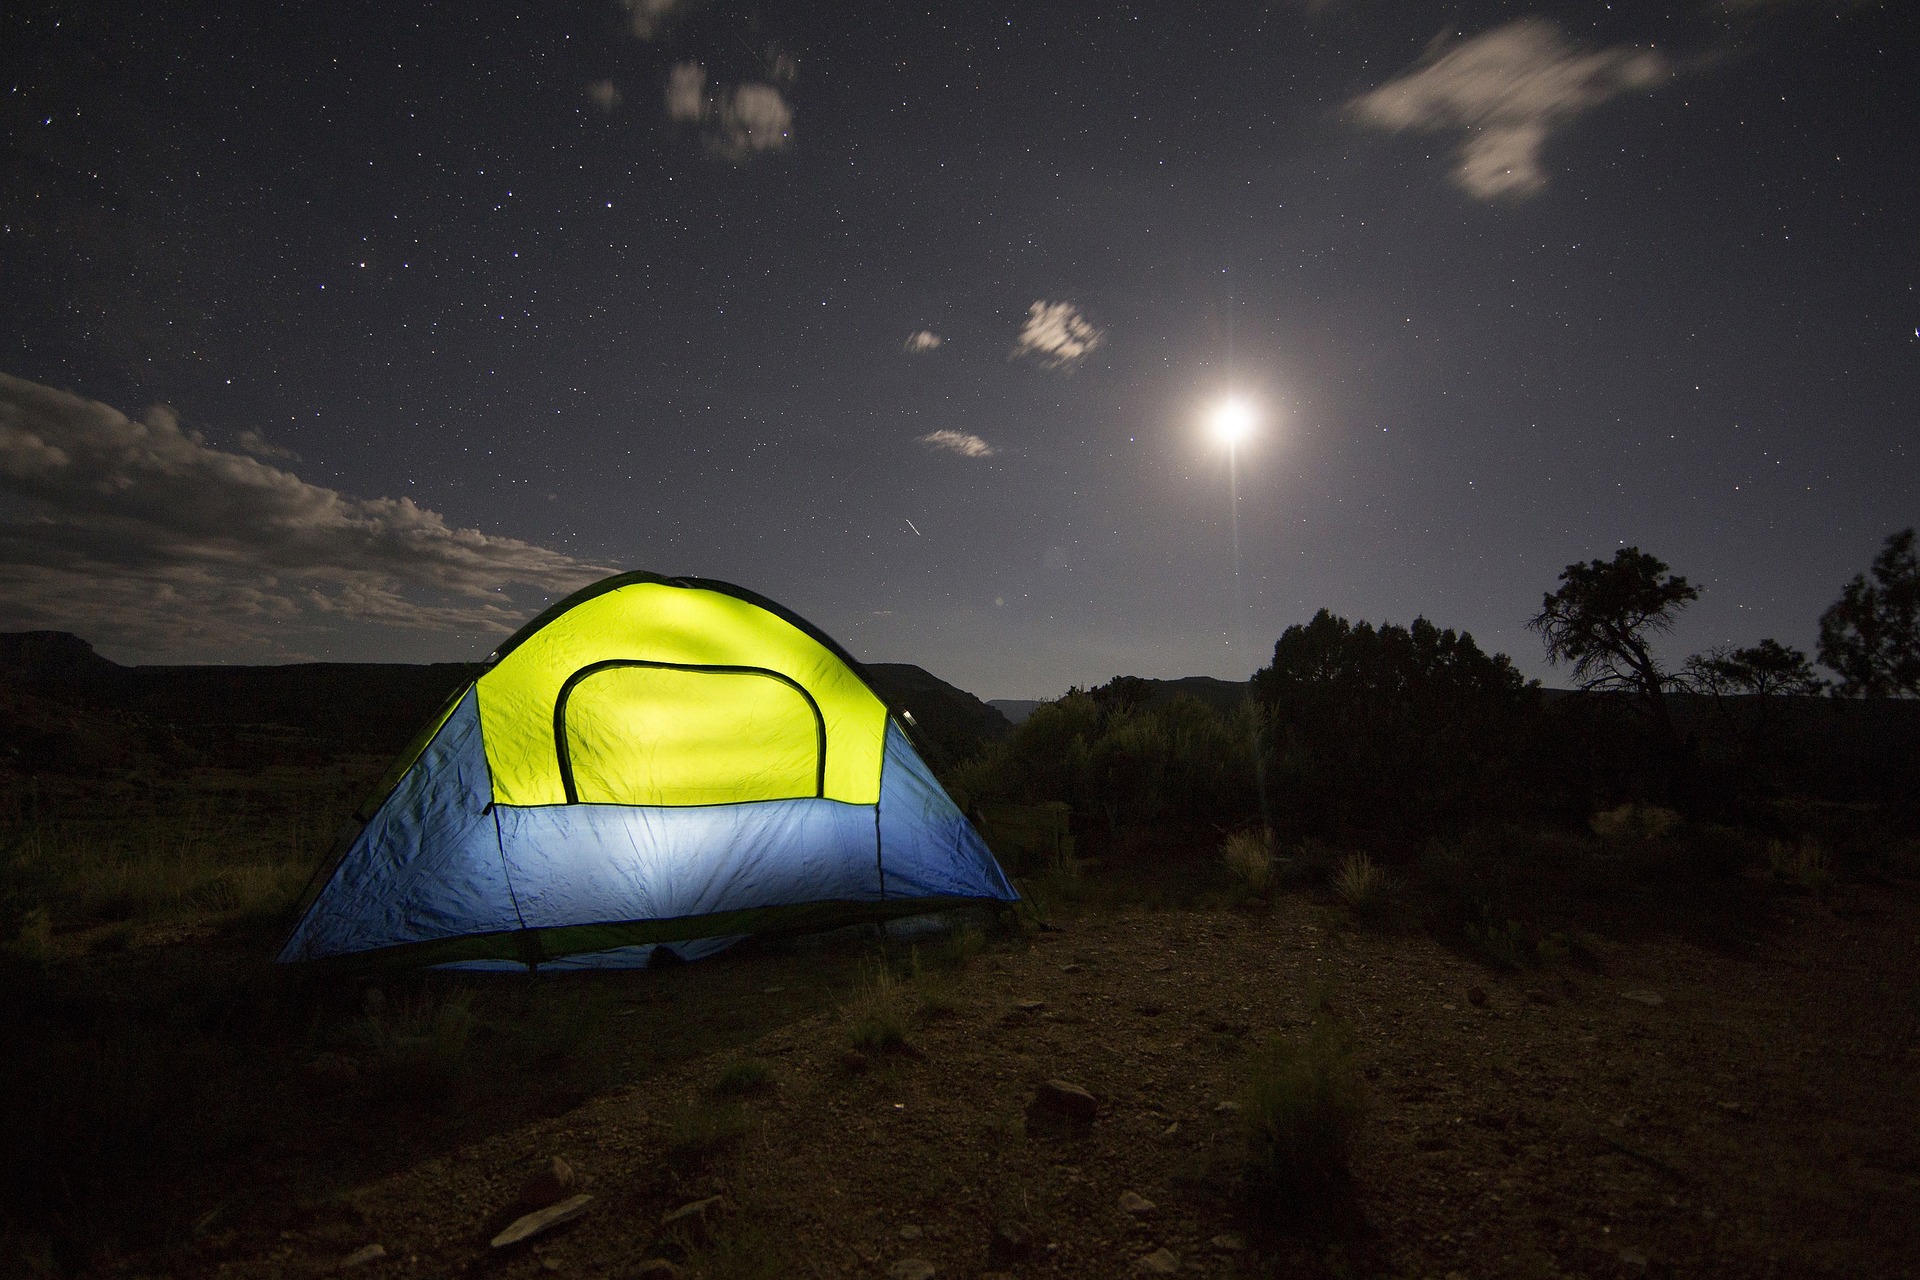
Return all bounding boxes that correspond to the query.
[620,0,681,40]
[236,428,300,462]
[0,372,609,660]
[1013,301,1104,369]
[715,83,792,158]
[665,62,709,123]
[903,330,944,353]
[1348,19,1670,199]
[919,430,995,458]
[587,79,623,113]
[665,64,792,158]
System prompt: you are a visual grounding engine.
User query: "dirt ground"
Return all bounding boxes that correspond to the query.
[127,874,1919,1280]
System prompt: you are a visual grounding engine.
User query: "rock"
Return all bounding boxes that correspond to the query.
[841,1048,871,1073]
[986,1225,1034,1268]
[1118,1191,1158,1217]
[1161,1121,1179,1136]
[1467,986,1489,1007]
[307,1052,360,1085]
[898,1224,923,1239]
[340,1243,386,1268]
[513,1156,577,1213]
[888,1260,936,1280]
[1014,999,1046,1012]
[1620,990,1665,1006]
[659,1195,735,1244]
[1210,1233,1246,1252]
[1212,1100,1240,1115]
[1060,963,1084,973]
[1134,1247,1180,1274]
[491,1194,593,1248]
[1033,1079,1098,1121]
[629,1262,684,1280]
[1619,1246,1649,1267]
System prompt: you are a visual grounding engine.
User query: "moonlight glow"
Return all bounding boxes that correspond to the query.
[1208,398,1258,447]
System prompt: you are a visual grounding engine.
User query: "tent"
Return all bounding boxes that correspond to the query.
[278,572,1017,969]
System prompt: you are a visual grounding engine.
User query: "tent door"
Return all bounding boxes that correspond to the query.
[554,661,825,806]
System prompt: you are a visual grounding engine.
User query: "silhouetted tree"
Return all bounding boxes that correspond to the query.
[1817,528,1920,697]
[1685,639,1824,698]
[1252,610,1536,835]
[1529,548,1698,746]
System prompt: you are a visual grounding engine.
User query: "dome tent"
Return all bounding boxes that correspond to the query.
[278,572,1017,969]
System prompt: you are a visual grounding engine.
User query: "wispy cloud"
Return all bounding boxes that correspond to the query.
[664,63,793,159]
[236,428,299,462]
[1013,301,1104,369]
[620,0,681,40]
[0,372,608,660]
[920,430,995,458]
[715,83,793,158]
[903,330,944,353]
[665,62,709,123]
[1349,19,1669,199]
[586,79,623,113]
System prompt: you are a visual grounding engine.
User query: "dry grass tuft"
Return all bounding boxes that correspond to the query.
[1331,852,1387,915]
[1221,829,1277,897]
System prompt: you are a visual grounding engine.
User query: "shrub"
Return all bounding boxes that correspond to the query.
[1221,829,1276,897]
[1590,802,1681,843]
[353,987,475,1100]
[1766,837,1833,893]
[1463,914,1534,970]
[1331,853,1387,915]
[1239,1015,1368,1203]
[844,964,911,1055]
[664,1098,752,1168]
[711,1058,775,1097]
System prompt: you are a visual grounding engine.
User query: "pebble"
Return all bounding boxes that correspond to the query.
[1621,990,1666,1006]
[339,1244,386,1268]
[1118,1191,1158,1217]
[1135,1247,1181,1274]
[1210,1233,1245,1252]
[987,1225,1034,1267]
[888,1260,936,1280]
[513,1155,576,1214]
[899,1224,923,1239]
[1467,986,1489,1007]
[491,1194,593,1249]
[1033,1079,1099,1121]
[630,1262,684,1280]
[659,1195,734,1244]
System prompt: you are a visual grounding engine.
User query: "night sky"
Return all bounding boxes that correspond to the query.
[2,0,1914,699]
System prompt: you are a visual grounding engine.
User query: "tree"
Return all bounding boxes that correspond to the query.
[1529,547,1699,745]
[1251,609,1537,833]
[1818,528,1920,697]
[1685,639,1824,698]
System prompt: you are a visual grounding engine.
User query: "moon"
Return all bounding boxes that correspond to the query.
[1208,397,1258,447]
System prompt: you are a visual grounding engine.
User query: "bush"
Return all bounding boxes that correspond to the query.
[1239,1014,1368,1204]
[664,1098,752,1169]
[951,689,1261,844]
[1766,836,1833,893]
[1331,853,1387,915]
[844,963,911,1055]
[1221,829,1276,896]
[711,1058,775,1097]
[1253,610,1539,838]
[1590,803,1682,843]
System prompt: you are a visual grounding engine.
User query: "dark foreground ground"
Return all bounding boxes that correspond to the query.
[18,868,1909,1280]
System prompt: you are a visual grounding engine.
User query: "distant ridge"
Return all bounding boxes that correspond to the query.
[991,676,1253,726]
[0,632,1010,771]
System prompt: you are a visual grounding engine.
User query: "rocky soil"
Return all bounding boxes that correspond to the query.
[137,877,1920,1280]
